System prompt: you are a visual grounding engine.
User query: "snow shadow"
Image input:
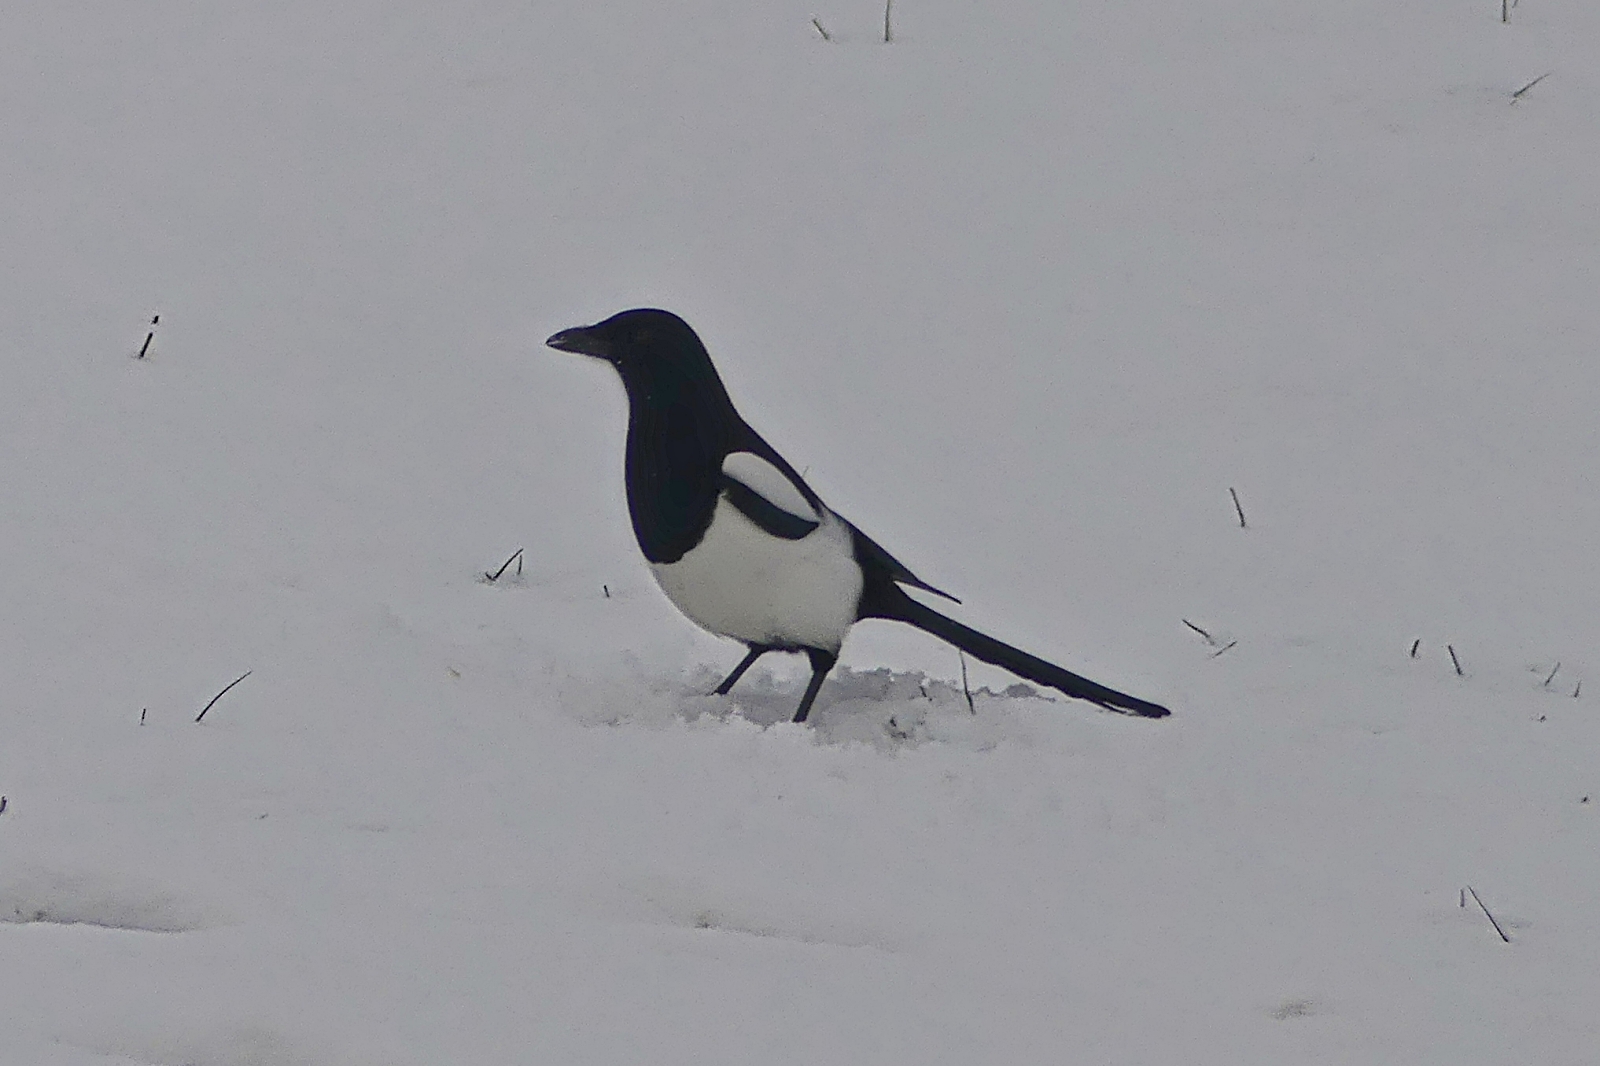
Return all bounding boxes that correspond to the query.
[0,868,211,933]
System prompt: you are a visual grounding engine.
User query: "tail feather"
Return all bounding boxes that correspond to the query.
[867,587,1170,719]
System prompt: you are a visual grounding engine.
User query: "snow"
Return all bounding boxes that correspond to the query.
[3,0,1598,1062]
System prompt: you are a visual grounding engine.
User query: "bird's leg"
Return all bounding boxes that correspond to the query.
[792,648,838,723]
[713,644,773,695]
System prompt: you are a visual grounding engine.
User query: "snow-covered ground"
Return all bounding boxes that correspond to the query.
[3,1,1598,1062]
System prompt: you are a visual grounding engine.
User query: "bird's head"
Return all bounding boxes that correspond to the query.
[546,308,735,414]
[545,308,705,368]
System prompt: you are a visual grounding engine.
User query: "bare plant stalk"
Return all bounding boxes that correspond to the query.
[1502,0,1509,23]
[884,0,893,42]
[1229,487,1247,528]
[140,708,147,725]
[959,651,975,714]
[1448,645,1464,676]
[1512,72,1552,102]
[1466,886,1511,943]
[485,548,524,582]
[195,670,253,723]
[1211,640,1239,658]
[1574,681,1582,698]
[137,314,159,358]
[811,17,832,40]
[1182,618,1217,645]
[1543,662,1560,687]
[1410,639,1421,659]
[0,796,7,816]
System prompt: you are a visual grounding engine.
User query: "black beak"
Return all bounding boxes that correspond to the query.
[546,325,611,359]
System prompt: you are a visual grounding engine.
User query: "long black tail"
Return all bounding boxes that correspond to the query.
[865,585,1170,719]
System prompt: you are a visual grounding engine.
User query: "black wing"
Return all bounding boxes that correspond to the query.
[732,427,959,603]
[719,450,822,540]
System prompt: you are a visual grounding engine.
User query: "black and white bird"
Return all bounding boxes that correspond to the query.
[546,308,1169,723]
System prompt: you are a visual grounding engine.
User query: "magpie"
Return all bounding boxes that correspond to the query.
[546,308,1170,723]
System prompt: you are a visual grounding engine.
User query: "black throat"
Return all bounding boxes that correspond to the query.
[615,354,746,564]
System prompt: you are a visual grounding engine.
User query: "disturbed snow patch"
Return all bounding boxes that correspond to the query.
[559,661,1068,749]
[0,868,212,933]
[1271,998,1318,1020]
[631,874,901,953]
[83,1026,333,1066]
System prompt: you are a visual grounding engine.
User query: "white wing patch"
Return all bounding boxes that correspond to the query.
[721,451,818,523]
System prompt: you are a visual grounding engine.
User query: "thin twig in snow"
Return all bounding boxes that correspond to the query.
[1512,72,1552,102]
[959,651,975,714]
[811,17,832,41]
[1211,640,1239,658]
[1229,487,1247,528]
[485,548,523,583]
[1543,662,1561,687]
[195,671,253,723]
[1410,639,1421,659]
[883,0,893,42]
[1183,619,1218,646]
[1448,645,1464,676]
[137,315,159,358]
[1465,886,1511,943]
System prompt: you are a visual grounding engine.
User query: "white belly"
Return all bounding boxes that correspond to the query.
[649,496,863,652]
